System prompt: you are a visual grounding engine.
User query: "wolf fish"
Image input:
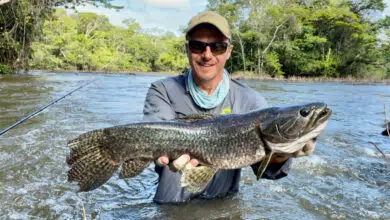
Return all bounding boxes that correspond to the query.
[66,102,331,193]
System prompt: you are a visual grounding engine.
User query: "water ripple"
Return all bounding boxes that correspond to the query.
[1,72,389,218]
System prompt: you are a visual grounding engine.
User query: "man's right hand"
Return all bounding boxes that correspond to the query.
[155,154,199,171]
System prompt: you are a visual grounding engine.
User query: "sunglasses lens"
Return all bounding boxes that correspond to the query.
[188,41,228,55]
[188,41,206,54]
[211,42,228,55]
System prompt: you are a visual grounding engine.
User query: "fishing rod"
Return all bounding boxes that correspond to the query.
[0,79,96,136]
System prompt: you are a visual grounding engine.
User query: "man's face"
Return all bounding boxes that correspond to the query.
[186,25,232,84]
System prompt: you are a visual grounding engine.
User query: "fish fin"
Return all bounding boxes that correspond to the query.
[67,144,119,192]
[256,151,273,180]
[180,166,217,193]
[67,130,120,192]
[119,159,151,178]
[175,113,218,123]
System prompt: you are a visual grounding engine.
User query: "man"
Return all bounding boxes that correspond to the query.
[143,11,315,203]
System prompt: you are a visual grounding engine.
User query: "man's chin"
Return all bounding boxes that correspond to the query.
[195,73,217,81]
[197,66,215,73]
[193,69,220,79]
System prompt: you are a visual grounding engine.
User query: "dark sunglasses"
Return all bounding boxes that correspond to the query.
[187,40,230,55]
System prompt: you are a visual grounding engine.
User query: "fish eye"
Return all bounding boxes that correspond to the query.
[300,108,311,117]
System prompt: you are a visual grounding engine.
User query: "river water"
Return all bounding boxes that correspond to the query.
[0,72,389,219]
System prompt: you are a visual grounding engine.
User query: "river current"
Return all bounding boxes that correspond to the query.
[0,72,389,219]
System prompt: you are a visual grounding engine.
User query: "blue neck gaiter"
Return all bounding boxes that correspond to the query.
[187,69,230,109]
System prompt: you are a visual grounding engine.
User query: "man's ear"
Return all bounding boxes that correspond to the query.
[226,45,233,60]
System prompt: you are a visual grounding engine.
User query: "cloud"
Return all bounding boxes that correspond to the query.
[63,0,207,35]
[143,0,189,9]
[385,6,390,16]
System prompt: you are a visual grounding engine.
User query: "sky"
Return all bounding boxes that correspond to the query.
[68,0,390,36]
[68,0,208,35]
[385,0,390,17]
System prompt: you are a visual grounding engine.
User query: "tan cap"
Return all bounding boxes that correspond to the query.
[186,11,231,40]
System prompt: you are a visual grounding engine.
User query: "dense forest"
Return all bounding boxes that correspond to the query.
[1,0,390,79]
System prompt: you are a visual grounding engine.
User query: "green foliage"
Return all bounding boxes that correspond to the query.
[155,37,188,72]
[2,0,389,78]
[0,0,118,72]
[0,64,12,74]
[29,9,187,72]
[206,0,389,79]
[263,52,283,76]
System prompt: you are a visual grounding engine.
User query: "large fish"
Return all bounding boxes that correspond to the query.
[66,102,331,193]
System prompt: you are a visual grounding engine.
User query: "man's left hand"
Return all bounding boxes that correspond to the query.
[292,139,316,157]
[270,139,316,164]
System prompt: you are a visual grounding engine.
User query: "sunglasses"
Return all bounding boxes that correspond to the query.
[187,40,230,55]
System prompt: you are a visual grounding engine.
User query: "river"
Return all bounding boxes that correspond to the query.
[0,72,389,219]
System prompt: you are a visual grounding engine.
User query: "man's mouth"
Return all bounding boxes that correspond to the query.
[198,62,214,67]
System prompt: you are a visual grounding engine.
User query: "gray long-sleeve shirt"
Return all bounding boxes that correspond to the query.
[143,74,291,203]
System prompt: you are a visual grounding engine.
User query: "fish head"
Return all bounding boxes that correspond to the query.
[259,102,332,153]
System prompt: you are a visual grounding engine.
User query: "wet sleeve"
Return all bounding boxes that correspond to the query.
[143,82,176,122]
[251,158,292,180]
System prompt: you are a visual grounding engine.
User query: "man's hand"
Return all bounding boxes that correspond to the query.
[155,154,199,171]
[293,139,316,157]
[270,139,317,164]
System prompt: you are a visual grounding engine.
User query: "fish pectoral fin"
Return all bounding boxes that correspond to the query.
[180,166,217,193]
[119,159,151,178]
[256,151,273,180]
[175,113,218,123]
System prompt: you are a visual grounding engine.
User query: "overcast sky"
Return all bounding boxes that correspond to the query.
[69,0,390,35]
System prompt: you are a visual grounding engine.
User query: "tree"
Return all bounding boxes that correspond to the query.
[0,0,120,72]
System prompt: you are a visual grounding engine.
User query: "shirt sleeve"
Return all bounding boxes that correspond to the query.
[251,157,292,180]
[249,89,268,109]
[143,81,176,122]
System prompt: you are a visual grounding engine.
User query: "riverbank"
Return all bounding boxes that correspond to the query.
[231,73,390,84]
[28,69,179,76]
[7,69,390,84]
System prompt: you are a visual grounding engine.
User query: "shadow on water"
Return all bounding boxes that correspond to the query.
[1,72,390,219]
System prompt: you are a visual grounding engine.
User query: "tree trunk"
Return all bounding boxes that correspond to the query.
[234,30,246,74]
[257,47,261,74]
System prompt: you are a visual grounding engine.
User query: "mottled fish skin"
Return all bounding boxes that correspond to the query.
[67,102,331,192]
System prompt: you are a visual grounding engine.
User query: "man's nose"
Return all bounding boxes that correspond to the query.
[202,46,213,59]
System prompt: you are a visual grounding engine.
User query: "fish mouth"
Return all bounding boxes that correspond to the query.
[267,105,331,153]
[271,119,329,154]
[314,106,332,126]
[299,107,331,152]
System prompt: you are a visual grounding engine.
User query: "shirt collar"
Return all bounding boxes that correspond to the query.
[183,70,233,94]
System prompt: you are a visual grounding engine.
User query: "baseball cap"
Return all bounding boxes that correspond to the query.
[186,11,231,40]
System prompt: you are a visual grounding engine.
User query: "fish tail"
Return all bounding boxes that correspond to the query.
[67,129,120,192]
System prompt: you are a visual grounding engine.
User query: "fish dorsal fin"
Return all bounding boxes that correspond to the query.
[180,166,217,193]
[176,113,218,123]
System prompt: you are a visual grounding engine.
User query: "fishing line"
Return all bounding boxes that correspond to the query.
[0,79,96,136]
